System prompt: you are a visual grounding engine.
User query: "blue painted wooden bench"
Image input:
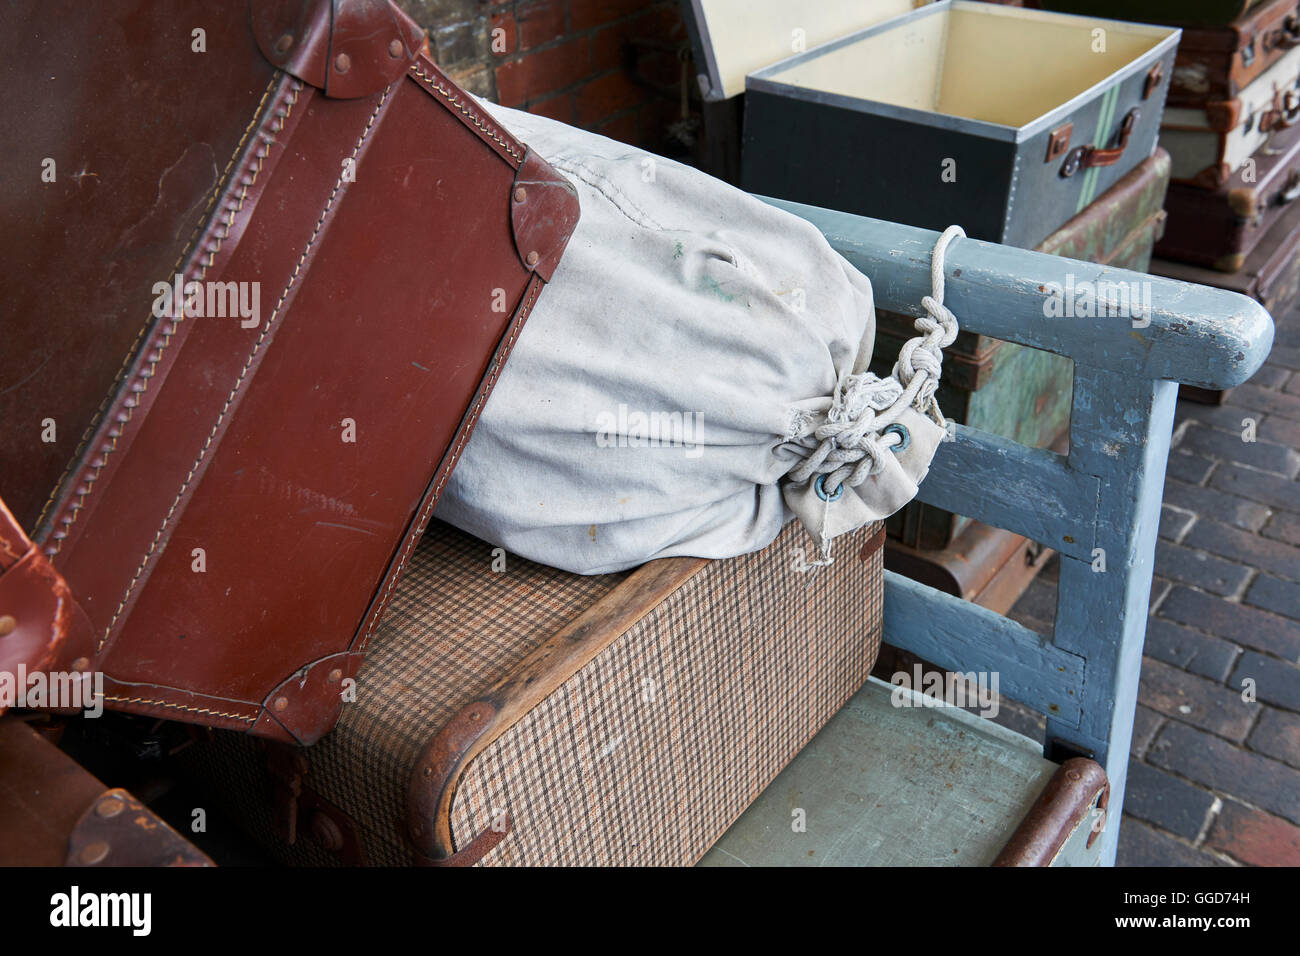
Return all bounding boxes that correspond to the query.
[706,197,1275,866]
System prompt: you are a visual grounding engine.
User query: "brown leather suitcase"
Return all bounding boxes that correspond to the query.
[1159,117,1300,270]
[1169,0,1300,109]
[1154,189,1300,401]
[0,0,578,745]
[0,716,212,866]
[172,518,886,866]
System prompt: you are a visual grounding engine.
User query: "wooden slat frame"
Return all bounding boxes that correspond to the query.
[764,197,1274,864]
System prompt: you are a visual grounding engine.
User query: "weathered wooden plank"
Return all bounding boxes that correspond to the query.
[762,196,1274,390]
[698,678,1060,867]
[916,425,1099,562]
[882,571,1085,726]
[1046,371,1179,865]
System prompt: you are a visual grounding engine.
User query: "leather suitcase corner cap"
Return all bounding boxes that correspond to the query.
[251,0,423,99]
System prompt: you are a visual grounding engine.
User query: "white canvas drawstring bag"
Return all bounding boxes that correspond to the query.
[435,102,964,574]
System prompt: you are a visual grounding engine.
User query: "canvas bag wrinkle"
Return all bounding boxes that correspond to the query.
[435,102,962,574]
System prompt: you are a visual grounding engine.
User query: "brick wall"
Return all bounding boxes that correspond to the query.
[397,0,692,154]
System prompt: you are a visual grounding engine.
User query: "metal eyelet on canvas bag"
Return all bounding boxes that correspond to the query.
[785,225,965,565]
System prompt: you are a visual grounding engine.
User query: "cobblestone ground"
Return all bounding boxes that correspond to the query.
[1008,326,1300,866]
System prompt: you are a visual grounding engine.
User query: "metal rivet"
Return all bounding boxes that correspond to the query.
[71,657,90,672]
[334,52,351,73]
[0,615,15,637]
[275,33,294,54]
[388,38,404,58]
[883,422,911,453]
[273,696,289,712]
[513,186,527,203]
[814,474,843,503]
[96,796,125,818]
[79,841,110,865]
[307,810,345,852]
[525,251,539,267]
[327,668,343,682]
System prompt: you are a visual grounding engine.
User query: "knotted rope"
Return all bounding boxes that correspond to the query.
[788,225,965,496]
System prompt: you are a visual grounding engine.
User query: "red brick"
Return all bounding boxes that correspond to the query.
[574,69,646,124]
[1148,721,1300,824]
[527,90,576,123]
[1138,657,1254,742]
[1226,383,1300,421]
[1206,800,1300,866]
[570,0,650,32]
[590,5,682,73]
[517,0,568,49]
[594,108,639,144]
[494,36,590,105]
[1249,707,1300,768]
[1262,511,1300,548]
[489,12,517,57]
[1159,586,1300,659]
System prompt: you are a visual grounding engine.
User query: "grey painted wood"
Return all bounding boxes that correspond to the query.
[1046,371,1179,863]
[754,197,1274,865]
[914,426,1098,562]
[761,197,1274,389]
[698,678,1063,867]
[883,571,1085,725]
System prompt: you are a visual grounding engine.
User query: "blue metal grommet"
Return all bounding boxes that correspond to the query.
[883,423,910,453]
[814,474,844,502]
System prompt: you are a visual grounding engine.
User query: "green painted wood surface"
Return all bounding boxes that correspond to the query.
[698,678,1061,867]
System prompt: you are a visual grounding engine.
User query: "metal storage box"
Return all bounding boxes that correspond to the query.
[707,0,1179,246]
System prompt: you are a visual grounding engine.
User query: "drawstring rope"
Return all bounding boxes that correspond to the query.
[788,225,965,496]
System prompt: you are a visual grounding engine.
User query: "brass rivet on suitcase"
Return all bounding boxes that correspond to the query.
[514,186,527,203]
[79,841,110,865]
[388,39,404,58]
[526,251,540,267]
[0,615,15,636]
[335,53,351,74]
[327,668,343,682]
[95,796,125,819]
[274,696,289,712]
[274,33,293,55]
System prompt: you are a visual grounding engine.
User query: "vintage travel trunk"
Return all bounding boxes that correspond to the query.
[698,0,1179,247]
[1160,43,1300,186]
[874,149,1171,550]
[1040,1,1270,28]
[173,519,886,866]
[1154,192,1300,401]
[1158,119,1300,270]
[0,0,578,745]
[1164,0,1300,110]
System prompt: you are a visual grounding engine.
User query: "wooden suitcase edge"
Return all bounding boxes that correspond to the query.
[404,554,711,864]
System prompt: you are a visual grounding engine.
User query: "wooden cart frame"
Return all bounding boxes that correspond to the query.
[765,196,1274,864]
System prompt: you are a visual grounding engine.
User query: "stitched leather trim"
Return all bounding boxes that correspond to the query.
[34,74,292,549]
[95,82,385,654]
[407,58,523,167]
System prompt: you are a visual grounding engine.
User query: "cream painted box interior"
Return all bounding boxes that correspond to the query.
[723,0,1180,247]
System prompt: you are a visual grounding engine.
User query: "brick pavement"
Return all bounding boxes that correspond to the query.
[1009,319,1300,866]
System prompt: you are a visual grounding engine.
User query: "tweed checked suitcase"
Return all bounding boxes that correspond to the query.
[1158,119,1300,270]
[0,0,578,745]
[173,518,885,866]
[873,149,1171,550]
